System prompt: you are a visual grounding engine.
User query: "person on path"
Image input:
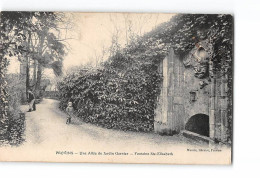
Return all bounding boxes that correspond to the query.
[66,101,74,124]
[27,89,35,112]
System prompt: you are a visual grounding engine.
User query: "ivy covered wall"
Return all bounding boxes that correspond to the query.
[58,14,233,134]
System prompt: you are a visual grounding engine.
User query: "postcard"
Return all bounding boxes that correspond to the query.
[0,12,233,164]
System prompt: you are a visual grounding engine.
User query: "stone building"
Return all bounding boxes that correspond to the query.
[154,38,230,143]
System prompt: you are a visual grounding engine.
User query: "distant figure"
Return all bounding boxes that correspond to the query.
[27,89,35,112]
[33,100,36,111]
[66,101,74,124]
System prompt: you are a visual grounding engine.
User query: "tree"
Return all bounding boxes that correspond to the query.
[0,12,35,140]
[0,12,71,141]
[26,12,70,95]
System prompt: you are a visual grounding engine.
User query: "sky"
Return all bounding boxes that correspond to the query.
[7,12,175,77]
[63,12,174,70]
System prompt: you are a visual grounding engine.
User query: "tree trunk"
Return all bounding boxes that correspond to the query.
[33,60,37,91]
[26,60,30,93]
[34,32,45,97]
[30,32,37,91]
[35,64,42,98]
[26,31,31,94]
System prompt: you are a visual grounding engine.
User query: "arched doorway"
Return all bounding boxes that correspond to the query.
[185,114,209,137]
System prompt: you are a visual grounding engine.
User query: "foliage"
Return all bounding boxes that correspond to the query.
[5,113,26,146]
[59,59,162,132]
[6,74,24,114]
[0,12,66,62]
[59,14,233,135]
[0,74,25,146]
[0,12,68,144]
[0,12,30,140]
[1,12,67,93]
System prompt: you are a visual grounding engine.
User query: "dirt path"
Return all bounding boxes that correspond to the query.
[0,98,231,164]
[19,98,204,149]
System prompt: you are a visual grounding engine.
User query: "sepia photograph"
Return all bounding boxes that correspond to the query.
[0,12,233,164]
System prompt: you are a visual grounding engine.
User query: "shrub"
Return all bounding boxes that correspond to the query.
[0,74,26,146]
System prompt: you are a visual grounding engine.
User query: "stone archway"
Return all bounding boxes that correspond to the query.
[185,114,209,137]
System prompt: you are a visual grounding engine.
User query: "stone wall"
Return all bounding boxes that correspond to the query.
[154,47,229,143]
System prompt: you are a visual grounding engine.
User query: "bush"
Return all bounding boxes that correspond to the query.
[6,113,26,146]
[0,74,26,146]
[59,58,162,132]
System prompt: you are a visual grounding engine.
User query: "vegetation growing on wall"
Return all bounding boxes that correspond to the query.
[58,14,233,135]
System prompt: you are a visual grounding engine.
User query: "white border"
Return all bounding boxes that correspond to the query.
[1,0,260,179]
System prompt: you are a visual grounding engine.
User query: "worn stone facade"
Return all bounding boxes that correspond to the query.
[154,40,229,143]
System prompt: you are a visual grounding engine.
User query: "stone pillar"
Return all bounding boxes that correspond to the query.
[162,55,168,124]
[209,77,216,139]
[169,49,184,133]
[209,72,229,143]
[154,56,169,133]
[154,49,184,134]
[220,75,228,142]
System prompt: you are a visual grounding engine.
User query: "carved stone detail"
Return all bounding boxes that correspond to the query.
[183,39,214,88]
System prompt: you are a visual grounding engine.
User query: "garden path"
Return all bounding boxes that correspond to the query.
[20,98,205,152]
